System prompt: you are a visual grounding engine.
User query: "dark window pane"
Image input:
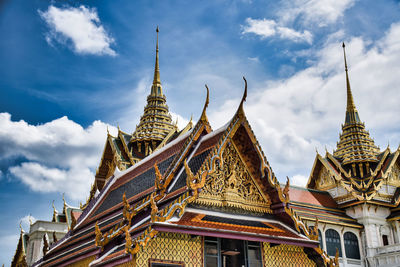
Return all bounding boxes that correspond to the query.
[248,242,262,267]
[205,241,218,256]
[205,236,218,242]
[325,229,342,257]
[205,257,218,267]
[344,232,360,259]
[383,235,389,246]
[221,239,245,267]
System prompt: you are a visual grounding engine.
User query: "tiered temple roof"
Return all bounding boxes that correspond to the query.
[92,28,193,195]
[333,43,380,165]
[307,43,400,206]
[31,80,331,267]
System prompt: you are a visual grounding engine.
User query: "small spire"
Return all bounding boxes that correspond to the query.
[52,200,56,212]
[342,42,360,124]
[152,26,161,95]
[200,84,210,122]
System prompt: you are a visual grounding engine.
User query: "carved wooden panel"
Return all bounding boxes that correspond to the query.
[195,141,271,213]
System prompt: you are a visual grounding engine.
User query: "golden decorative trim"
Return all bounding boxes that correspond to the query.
[195,141,271,213]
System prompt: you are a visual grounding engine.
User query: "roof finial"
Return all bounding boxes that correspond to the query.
[342,42,359,124]
[200,84,210,122]
[152,26,161,93]
[237,76,248,115]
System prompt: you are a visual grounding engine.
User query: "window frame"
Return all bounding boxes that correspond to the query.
[325,229,342,257]
[203,237,263,267]
[343,231,360,260]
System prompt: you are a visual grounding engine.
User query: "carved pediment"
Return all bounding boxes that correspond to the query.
[316,168,336,190]
[387,163,400,186]
[195,141,271,213]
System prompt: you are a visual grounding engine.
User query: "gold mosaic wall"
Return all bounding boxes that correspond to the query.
[135,232,202,267]
[263,243,316,267]
[114,260,136,267]
[67,255,96,267]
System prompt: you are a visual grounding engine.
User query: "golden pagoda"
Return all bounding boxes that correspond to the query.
[91,27,193,194]
[130,26,177,156]
[333,43,380,166]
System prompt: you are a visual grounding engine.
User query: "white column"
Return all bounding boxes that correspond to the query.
[340,231,347,267]
[396,221,400,244]
[321,226,326,251]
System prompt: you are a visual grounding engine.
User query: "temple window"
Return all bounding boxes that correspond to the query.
[344,232,360,259]
[318,229,324,249]
[204,236,262,267]
[325,229,342,257]
[382,235,389,246]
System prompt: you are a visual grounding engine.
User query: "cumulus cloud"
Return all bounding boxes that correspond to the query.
[171,112,190,130]
[0,113,116,200]
[242,0,355,43]
[212,22,400,182]
[279,0,356,27]
[242,18,313,44]
[20,215,36,231]
[39,5,116,56]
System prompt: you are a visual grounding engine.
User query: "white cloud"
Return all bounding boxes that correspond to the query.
[20,215,36,231]
[242,18,313,44]
[0,113,116,200]
[171,112,190,130]
[211,22,400,182]
[39,5,116,56]
[291,175,309,187]
[279,0,356,27]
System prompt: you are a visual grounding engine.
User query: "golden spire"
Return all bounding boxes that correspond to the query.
[130,27,176,150]
[333,43,380,164]
[342,42,360,124]
[151,26,162,96]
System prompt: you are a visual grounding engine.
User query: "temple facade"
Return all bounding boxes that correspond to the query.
[289,44,400,267]
[12,30,400,267]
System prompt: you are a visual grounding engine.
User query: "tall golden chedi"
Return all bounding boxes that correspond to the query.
[93,27,192,193]
[130,26,177,156]
[333,43,380,166]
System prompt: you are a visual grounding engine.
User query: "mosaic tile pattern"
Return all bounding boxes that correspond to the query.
[262,243,316,267]
[136,232,202,267]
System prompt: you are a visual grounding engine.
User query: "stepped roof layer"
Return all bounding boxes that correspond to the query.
[92,28,193,194]
[333,43,380,165]
[306,43,400,207]
[33,82,329,267]
[289,186,362,228]
[308,148,400,205]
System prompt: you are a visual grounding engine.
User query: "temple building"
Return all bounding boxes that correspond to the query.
[288,44,400,267]
[13,30,400,267]
[12,198,82,267]
[12,28,333,267]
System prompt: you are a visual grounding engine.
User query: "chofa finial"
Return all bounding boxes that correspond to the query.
[200,84,210,122]
[237,76,248,115]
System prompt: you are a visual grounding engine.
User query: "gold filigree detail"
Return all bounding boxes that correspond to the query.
[317,168,336,190]
[195,142,271,213]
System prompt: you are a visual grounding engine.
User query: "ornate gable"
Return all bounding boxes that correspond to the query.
[195,141,271,213]
[316,167,336,190]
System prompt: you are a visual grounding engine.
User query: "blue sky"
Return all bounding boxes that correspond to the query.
[1,0,400,264]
